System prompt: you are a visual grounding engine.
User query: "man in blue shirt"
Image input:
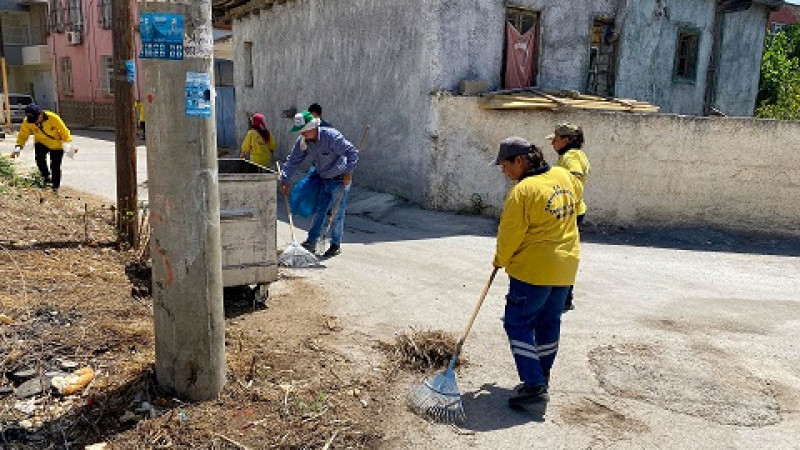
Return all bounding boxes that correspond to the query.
[279,110,359,257]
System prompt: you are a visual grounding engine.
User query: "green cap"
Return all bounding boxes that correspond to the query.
[290,110,315,132]
[546,123,581,140]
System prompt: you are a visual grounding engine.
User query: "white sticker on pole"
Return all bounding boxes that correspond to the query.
[184,24,214,59]
[186,72,212,118]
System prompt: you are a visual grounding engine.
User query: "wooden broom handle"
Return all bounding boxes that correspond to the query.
[455,267,499,355]
[275,161,297,241]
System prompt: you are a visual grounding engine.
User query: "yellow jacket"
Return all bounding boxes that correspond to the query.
[240,129,276,168]
[556,148,590,215]
[16,111,71,150]
[493,166,582,286]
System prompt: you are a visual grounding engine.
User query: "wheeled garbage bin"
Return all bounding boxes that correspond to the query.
[217,158,278,302]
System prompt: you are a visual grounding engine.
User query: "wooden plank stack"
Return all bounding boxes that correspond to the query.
[478,89,660,113]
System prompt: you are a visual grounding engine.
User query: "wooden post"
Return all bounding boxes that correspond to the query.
[0,19,12,134]
[112,0,139,247]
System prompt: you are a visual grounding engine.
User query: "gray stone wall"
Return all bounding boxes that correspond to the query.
[615,0,715,116]
[431,0,616,92]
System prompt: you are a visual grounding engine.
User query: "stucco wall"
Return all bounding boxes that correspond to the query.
[714,6,769,117]
[232,0,436,204]
[615,0,715,116]
[431,0,616,92]
[428,96,800,237]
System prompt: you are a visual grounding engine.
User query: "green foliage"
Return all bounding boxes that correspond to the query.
[756,25,800,120]
[0,155,45,191]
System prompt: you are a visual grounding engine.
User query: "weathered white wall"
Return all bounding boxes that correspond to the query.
[232,0,437,204]
[430,0,616,92]
[715,6,769,116]
[428,96,800,237]
[616,0,715,116]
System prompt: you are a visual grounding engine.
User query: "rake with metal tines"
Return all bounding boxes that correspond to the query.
[408,267,499,424]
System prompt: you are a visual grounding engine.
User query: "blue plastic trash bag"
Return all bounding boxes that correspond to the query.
[289,168,321,218]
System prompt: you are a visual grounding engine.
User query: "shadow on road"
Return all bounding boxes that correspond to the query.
[277,186,800,257]
[71,129,116,143]
[459,383,546,431]
[581,222,800,258]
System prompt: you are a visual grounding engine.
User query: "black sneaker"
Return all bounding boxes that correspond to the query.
[323,244,341,258]
[508,383,549,408]
[301,241,316,253]
[563,297,575,312]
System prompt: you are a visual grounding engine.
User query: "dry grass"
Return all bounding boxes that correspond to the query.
[0,177,393,448]
[380,329,465,372]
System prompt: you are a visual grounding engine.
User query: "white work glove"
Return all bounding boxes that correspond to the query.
[10,145,21,159]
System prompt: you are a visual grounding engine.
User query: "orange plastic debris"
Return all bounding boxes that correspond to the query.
[51,367,95,395]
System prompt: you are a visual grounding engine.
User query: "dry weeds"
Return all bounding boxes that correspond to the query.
[0,180,391,448]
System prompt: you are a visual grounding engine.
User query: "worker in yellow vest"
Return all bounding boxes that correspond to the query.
[12,104,73,192]
[492,136,582,408]
[547,123,590,312]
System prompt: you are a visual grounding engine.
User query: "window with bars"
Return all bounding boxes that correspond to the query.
[50,0,66,33]
[673,28,700,83]
[101,56,114,95]
[60,57,73,95]
[100,0,112,30]
[68,0,83,32]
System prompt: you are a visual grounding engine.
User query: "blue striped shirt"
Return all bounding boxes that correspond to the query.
[280,127,359,182]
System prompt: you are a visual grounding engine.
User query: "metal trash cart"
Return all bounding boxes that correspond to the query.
[218,158,278,303]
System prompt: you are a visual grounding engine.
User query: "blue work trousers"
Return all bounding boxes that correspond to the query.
[305,177,349,246]
[503,277,569,386]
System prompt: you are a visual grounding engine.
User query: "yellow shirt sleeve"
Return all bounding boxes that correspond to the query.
[16,121,32,147]
[241,130,254,154]
[560,152,586,184]
[493,186,528,268]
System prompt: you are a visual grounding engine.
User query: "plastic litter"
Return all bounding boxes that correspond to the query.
[51,367,94,395]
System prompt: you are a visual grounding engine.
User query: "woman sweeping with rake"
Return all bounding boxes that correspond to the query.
[492,136,582,408]
[410,137,582,422]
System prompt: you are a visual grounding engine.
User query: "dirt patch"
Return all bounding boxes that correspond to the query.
[0,181,398,448]
[588,342,781,427]
[560,397,649,446]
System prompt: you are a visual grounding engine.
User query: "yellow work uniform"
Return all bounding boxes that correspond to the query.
[493,166,582,286]
[240,129,277,168]
[16,111,71,150]
[556,148,590,216]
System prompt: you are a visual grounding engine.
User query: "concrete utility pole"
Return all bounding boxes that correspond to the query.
[140,0,225,400]
[112,0,139,247]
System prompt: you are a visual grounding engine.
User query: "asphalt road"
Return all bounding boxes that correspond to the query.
[3,130,799,448]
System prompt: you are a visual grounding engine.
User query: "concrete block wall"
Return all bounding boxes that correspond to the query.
[429,95,800,237]
[59,100,115,128]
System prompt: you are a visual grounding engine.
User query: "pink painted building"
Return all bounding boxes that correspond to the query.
[48,0,142,127]
[769,3,800,33]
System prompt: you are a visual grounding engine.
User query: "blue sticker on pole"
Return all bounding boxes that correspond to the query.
[186,72,212,118]
[139,12,184,60]
[125,60,136,84]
